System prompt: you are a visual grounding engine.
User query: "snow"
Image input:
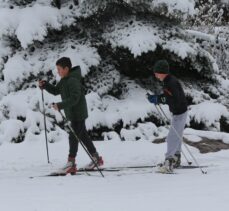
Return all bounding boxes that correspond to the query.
[184,128,229,144]
[57,43,101,77]
[186,30,215,42]
[0,39,11,69]
[0,119,24,143]
[121,122,159,141]
[162,38,196,59]
[79,0,195,18]
[185,88,211,104]
[104,21,162,57]
[0,138,229,211]
[0,89,38,120]
[86,79,170,130]
[122,0,195,17]
[103,131,122,142]
[103,19,218,75]
[0,1,229,209]
[0,5,63,48]
[0,88,61,144]
[1,42,100,92]
[3,54,33,85]
[221,0,229,4]
[152,0,196,17]
[188,101,229,130]
[220,78,229,90]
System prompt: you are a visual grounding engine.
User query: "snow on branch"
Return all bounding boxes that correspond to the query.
[0,5,62,48]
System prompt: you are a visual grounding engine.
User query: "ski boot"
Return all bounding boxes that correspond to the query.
[83,152,104,170]
[157,157,175,174]
[174,153,181,168]
[52,157,77,176]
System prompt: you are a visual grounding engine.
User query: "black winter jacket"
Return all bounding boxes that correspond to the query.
[159,75,187,115]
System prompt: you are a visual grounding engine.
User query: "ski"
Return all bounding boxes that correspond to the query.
[78,165,156,172]
[29,172,86,179]
[78,164,207,172]
[30,164,208,178]
[155,170,176,174]
[155,165,209,174]
[78,168,121,172]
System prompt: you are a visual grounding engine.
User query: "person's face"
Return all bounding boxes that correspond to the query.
[154,73,167,81]
[57,65,69,78]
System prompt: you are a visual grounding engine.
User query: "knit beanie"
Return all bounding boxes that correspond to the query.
[153,60,170,74]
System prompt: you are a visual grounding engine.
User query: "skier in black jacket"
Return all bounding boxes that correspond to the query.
[147,60,188,173]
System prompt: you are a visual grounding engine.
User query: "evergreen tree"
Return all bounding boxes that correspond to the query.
[0,0,228,144]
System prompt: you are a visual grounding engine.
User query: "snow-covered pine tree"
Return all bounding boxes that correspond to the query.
[0,0,229,144]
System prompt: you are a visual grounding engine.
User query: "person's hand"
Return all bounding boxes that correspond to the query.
[147,94,158,104]
[38,80,47,90]
[52,103,59,111]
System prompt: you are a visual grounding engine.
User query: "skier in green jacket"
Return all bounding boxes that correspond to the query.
[39,57,103,175]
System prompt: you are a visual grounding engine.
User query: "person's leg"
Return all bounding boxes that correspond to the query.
[68,120,103,169]
[68,120,97,158]
[69,120,97,156]
[74,120,97,155]
[74,120,104,169]
[68,127,79,159]
[158,111,187,173]
[175,111,188,154]
[165,111,187,159]
[67,121,84,162]
[53,124,78,175]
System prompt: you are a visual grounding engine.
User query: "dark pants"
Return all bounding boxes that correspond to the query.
[68,120,96,158]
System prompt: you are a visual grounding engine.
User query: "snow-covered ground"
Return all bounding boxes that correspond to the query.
[0,136,229,211]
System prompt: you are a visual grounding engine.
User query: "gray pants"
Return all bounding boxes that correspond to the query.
[165,111,188,159]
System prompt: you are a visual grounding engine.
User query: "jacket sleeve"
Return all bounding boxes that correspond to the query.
[44,82,60,96]
[57,78,81,110]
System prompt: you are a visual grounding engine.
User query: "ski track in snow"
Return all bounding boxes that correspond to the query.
[0,139,229,211]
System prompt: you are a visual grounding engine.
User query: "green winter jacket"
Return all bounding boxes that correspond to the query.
[44,66,88,121]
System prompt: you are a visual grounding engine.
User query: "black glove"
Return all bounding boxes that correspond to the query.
[38,80,47,90]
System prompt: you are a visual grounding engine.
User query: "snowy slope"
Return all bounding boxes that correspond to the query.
[0,136,229,211]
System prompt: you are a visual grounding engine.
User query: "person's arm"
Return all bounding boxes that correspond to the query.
[44,82,60,96]
[57,78,81,110]
[147,93,166,104]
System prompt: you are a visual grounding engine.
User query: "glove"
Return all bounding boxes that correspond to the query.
[38,80,47,90]
[147,94,158,104]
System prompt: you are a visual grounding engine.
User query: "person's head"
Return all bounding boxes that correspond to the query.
[56,57,72,78]
[153,60,170,81]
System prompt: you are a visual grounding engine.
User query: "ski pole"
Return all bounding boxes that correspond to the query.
[155,104,207,174]
[156,105,192,166]
[58,110,104,178]
[41,89,50,164]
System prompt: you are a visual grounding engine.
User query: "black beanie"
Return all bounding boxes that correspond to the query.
[153,60,170,74]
